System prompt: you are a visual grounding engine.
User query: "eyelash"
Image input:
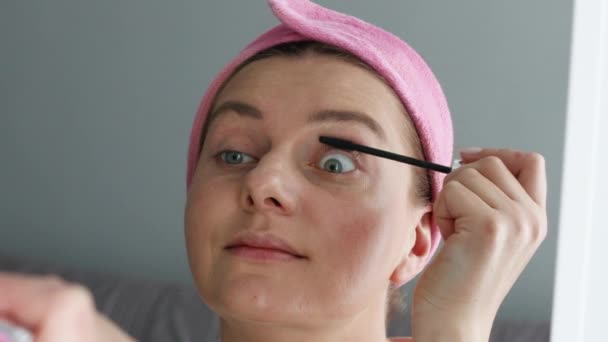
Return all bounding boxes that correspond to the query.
[311,146,363,174]
[213,150,256,167]
[212,146,363,174]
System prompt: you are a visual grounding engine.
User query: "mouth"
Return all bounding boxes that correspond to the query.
[225,245,305,261]
[224,233,307,261]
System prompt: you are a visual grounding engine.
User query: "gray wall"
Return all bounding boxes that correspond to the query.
[1,0,572,322]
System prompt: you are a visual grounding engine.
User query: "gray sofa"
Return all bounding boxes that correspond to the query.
[0,254,550,341]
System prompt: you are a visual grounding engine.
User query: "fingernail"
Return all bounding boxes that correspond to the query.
[460,147,483,156]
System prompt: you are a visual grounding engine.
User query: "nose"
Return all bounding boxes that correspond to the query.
[240,155,297,216]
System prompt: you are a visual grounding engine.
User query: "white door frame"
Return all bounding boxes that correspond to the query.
[551,0,608,341]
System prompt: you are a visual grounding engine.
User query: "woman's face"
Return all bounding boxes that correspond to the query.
[185,54,431,326]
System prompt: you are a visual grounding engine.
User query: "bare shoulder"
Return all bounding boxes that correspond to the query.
[388,337,413,342]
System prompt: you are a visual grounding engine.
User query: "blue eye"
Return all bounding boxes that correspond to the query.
[219,150,255,164]
[318,152,356,173]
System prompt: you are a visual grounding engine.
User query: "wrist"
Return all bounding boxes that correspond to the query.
[411,297,497,342]
[411,309,493,342]
[412,320,490,342]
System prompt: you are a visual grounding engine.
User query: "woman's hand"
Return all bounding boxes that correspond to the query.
[0,272,136,342]
[411,148,548,342]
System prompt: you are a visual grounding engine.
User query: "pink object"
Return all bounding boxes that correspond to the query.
[186,0,454,262]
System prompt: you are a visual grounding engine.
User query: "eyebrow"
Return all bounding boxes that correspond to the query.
[207,100,386,141]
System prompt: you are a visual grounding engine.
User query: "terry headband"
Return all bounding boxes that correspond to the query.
[186,0,454,262]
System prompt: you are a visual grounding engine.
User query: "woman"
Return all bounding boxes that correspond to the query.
[0,1,547,341]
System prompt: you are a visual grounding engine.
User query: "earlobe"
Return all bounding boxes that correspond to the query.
[389,209,433,287]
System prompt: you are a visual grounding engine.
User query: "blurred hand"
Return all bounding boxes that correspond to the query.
[0,272,136,342]
[412,148,548,341]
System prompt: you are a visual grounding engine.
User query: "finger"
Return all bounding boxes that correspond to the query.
[448,155,529,205]
[38,285,96,342]
[448,166,514,210]
[0,273,64,326]
[433,179,494,239]
[0,272,96,341]
[460,148,547,209]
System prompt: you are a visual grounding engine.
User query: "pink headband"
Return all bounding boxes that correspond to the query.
[186,0,454,261]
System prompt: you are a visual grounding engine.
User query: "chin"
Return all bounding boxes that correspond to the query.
[204,275,309,325]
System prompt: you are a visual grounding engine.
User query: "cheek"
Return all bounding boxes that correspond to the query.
[185,175,240,286]
[186,161,240,237]
[311,198,396,285]
[308,173,413,290]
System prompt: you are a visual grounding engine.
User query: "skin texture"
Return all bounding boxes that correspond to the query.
[184,53,548,342]
[412,147,547,341]
[0,51,547,342]
[185,54,433,342]
[0,273,136,342]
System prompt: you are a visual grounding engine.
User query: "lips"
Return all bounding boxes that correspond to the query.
[225,233,306,259]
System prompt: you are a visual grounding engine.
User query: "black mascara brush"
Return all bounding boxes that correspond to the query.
[319,136,454,174]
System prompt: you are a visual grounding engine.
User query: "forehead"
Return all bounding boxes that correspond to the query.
[211,54,415,151]
[219,54,400,108]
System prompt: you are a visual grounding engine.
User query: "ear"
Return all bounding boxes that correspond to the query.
[389,208,433,288]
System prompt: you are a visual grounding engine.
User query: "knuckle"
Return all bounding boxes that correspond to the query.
[509,204,547,245]
[530,226,547,244]
[443,179,464,194]
[513,218,530,241]
[528,152,546,167]
[481,212,506,242]
[479,156,506,173]
[459,166,481,178]
[505,205,533,241]
[41,274,67,288]
[510,204,529,228]
[479,155,506,173]
[478,203,547,251]
[483,155,503,166]
[511,149,525,158]
[529,208,548,243]
[54,283,96,313]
